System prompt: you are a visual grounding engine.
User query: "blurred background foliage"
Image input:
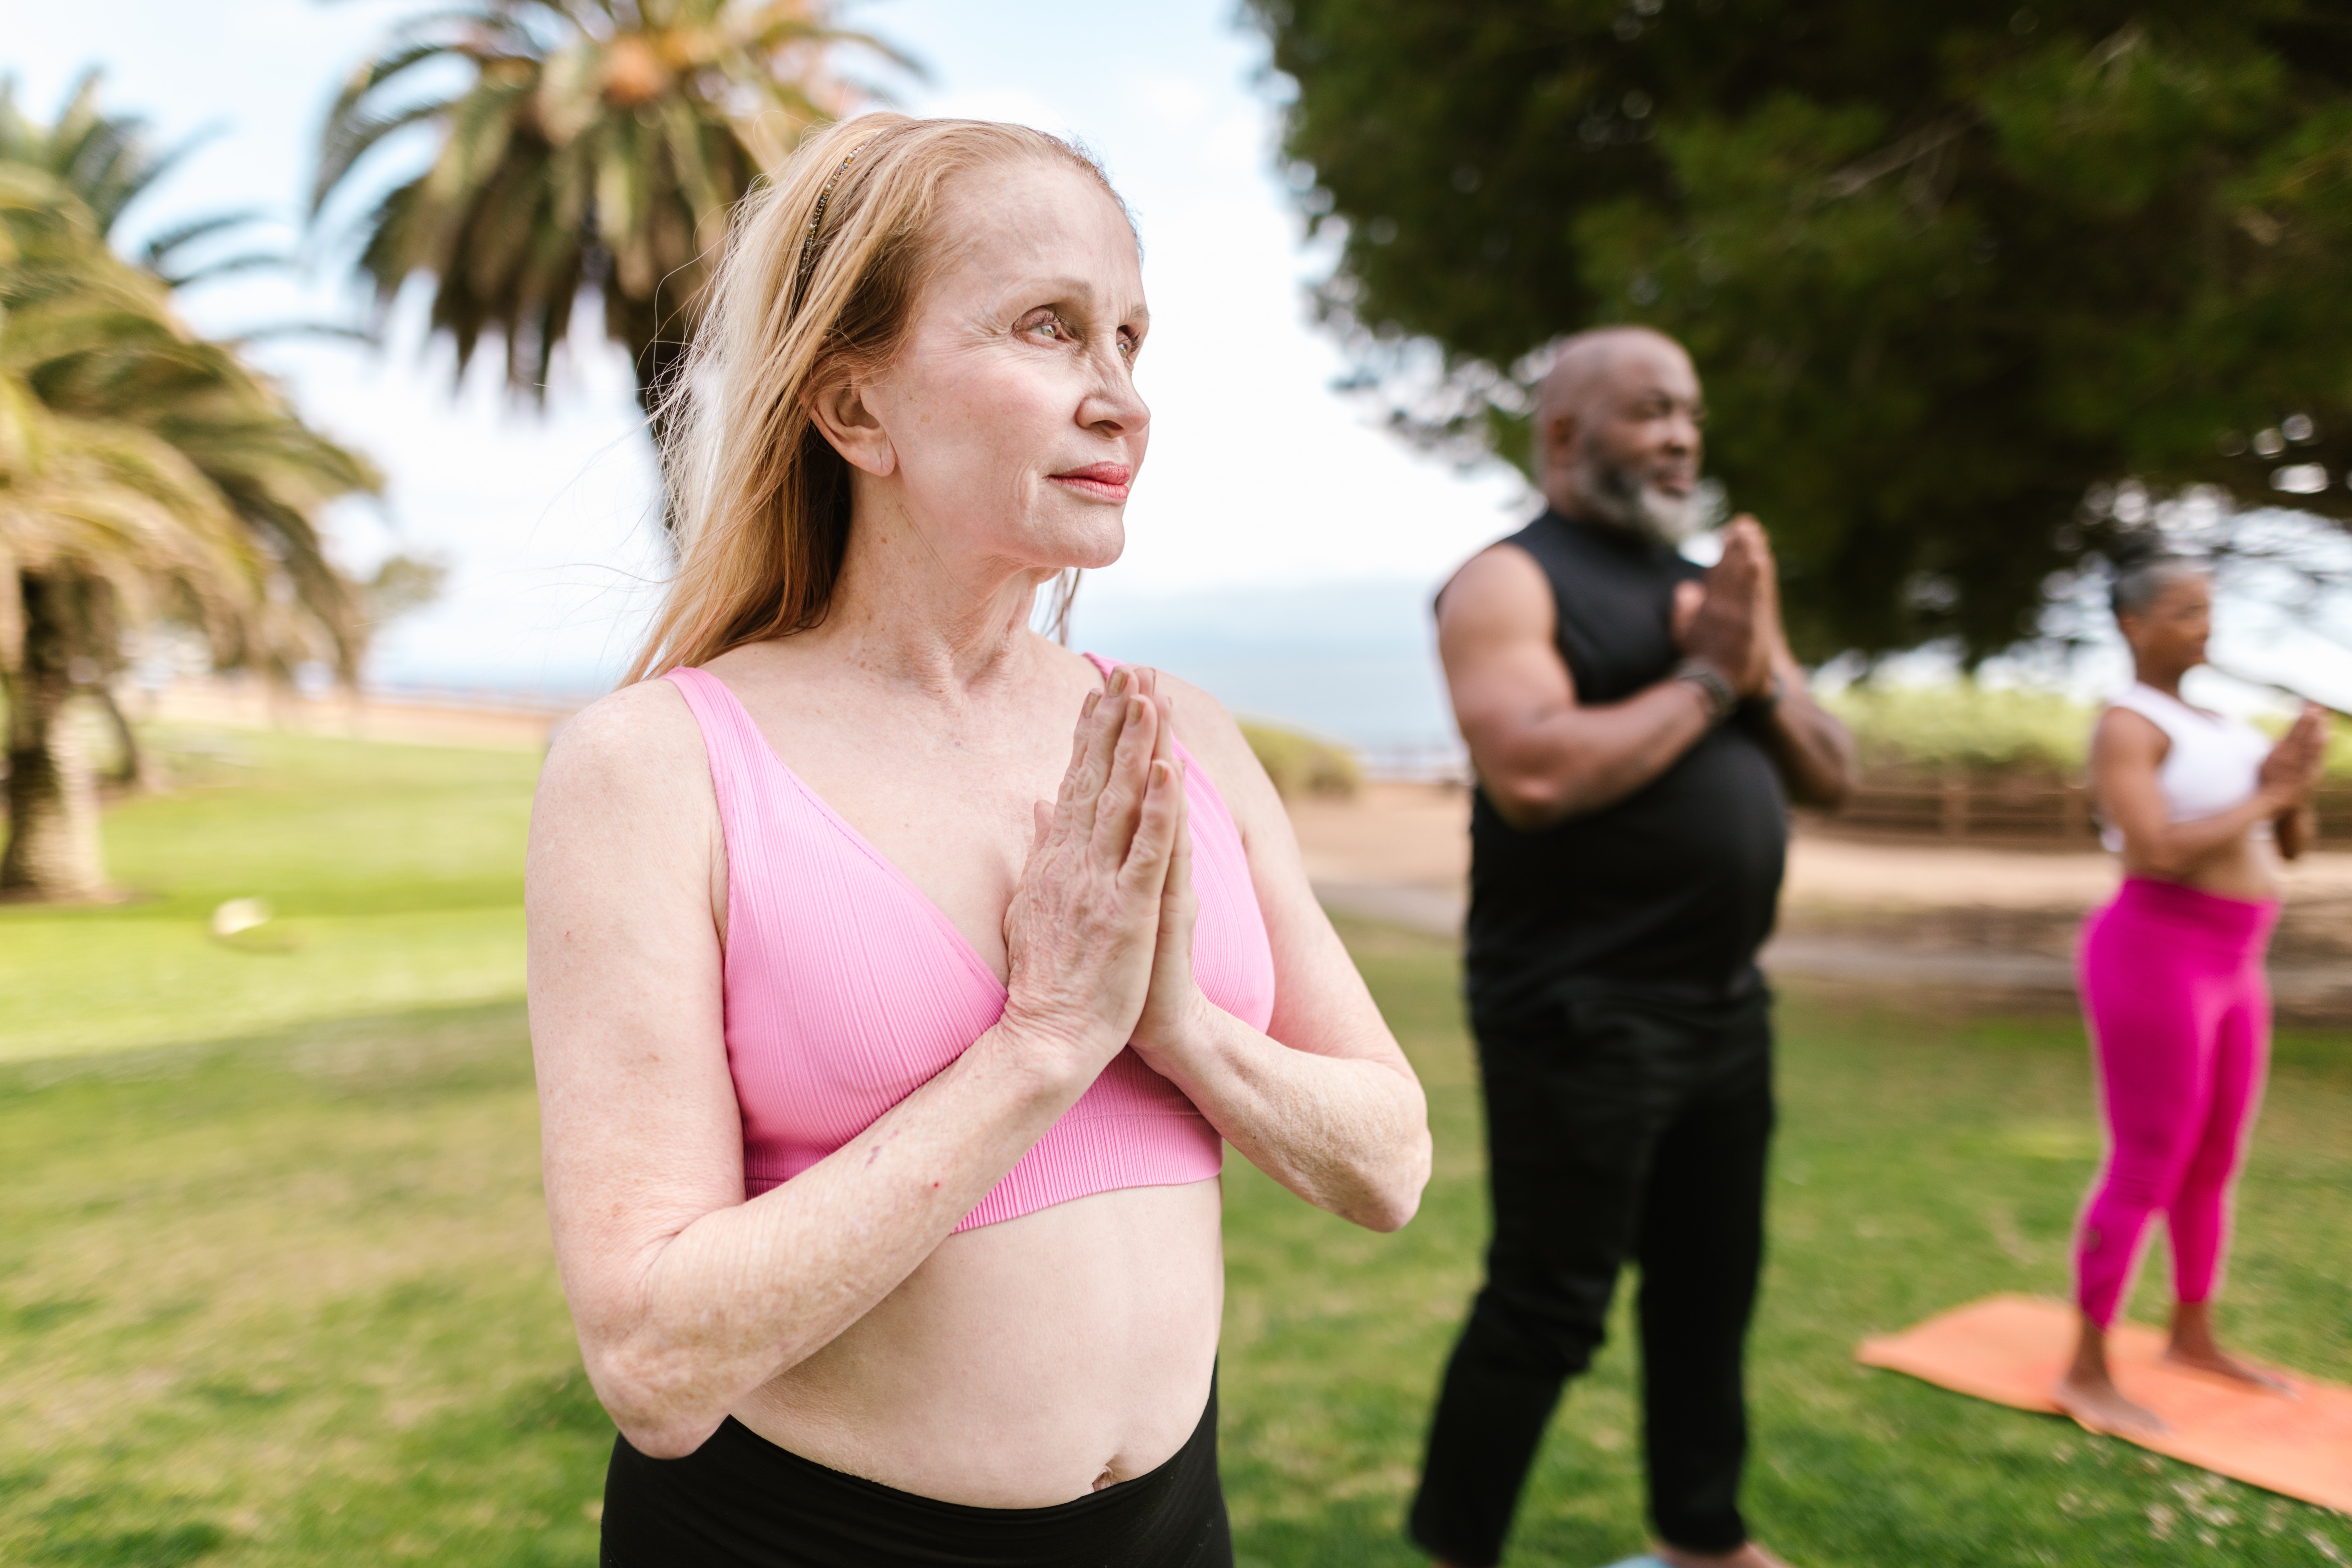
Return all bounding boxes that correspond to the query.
[0,76,379,900]
[1246,0,2352,663]
[311,0,903,491]
[1241,718,1363,799]
[1823,681,2097,776]
[1822,679,2352,777]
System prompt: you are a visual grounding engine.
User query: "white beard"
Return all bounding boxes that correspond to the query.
[1574,456,1715,546]
[1626,486,1706,545]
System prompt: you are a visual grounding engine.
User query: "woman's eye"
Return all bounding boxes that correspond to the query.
[1029,315,1062,339]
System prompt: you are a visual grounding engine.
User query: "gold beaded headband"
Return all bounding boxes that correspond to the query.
[793,132,882,304]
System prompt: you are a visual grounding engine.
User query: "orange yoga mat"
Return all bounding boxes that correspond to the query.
[1856,1294,2352,1510]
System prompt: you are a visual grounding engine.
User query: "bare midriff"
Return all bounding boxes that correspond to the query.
[2121,828,2281,904]
[730,1177,1225,1508]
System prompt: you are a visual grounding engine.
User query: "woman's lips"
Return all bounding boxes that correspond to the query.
[1049,463,1132,503]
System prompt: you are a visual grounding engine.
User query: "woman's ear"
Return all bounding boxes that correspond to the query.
[808,369,897,478]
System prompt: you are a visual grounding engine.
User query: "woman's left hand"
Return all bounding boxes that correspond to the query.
[1107,664,1430,1233]
[2266,703,2330,807]
[1128,670,1208,1067]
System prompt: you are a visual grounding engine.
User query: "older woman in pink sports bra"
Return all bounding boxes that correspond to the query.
[525,116,1431,1567]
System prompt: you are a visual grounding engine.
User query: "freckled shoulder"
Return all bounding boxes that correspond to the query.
[549,676,702,767]
[537,677,717,826]
[529,675,731,931]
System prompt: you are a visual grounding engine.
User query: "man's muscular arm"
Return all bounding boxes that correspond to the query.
[1437,544,1717,831]
[1753,651,1857,810]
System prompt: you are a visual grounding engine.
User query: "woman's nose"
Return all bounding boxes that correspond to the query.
[1081,353,1149,437]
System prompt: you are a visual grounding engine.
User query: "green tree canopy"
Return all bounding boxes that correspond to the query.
[1247,1,2352,660]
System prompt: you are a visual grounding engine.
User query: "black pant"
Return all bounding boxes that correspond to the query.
[603,1381,1230,1568]
[1410,985,1774,1565]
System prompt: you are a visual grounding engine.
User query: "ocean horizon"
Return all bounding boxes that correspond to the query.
[362,575,1471,766]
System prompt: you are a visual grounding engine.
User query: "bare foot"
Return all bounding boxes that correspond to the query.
[2055,1311,2168,1437]
[2053,1368,2169,1438]
[2163,1343,2298,1394]
[1655,1542,1796,1568]
[2166,1300,2298,1395]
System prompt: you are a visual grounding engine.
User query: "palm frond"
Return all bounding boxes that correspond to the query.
[100,122,228,236]
[312,0,902,408]
[1,134,377,684]
[0,70,240,244]
[138,210,267,269]
[158,252,290,289]
[222,321,382,349]
[313,44,473,212]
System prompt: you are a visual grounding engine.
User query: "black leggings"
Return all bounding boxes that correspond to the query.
[1411,987,1774,1565]
[601,1383,1231,1568]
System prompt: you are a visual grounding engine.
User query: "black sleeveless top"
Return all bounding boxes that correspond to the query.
[1463,510,1787,1022]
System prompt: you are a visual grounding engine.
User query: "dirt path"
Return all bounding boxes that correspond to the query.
[1290,784,2352,1017]
[143,681,566,752]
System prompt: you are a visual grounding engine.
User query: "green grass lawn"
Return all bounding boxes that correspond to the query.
[0,728,537,1061]
[2,731,2348,1565]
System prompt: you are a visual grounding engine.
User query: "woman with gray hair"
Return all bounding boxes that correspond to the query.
[2055,543,2325,1437]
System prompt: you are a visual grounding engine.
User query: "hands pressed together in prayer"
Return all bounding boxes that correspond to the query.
[1672,515,1784,701]
[2259,701,2329,860]
[1671,516,1855,807]
[1000,660,1426,1232]
[1001,663,1207,1085]
[2257,703,2328,812]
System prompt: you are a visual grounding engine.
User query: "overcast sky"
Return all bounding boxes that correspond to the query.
[10,0,1528,697]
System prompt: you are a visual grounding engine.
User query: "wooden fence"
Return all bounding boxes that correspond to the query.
[1823,775,2352,844]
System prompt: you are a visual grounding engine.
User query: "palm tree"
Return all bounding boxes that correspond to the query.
[1,149,377,900]
[0,72,288,294]
[4,71,378,796]
[312,1,903,483]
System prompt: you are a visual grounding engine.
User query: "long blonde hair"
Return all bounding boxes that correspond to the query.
[625,114,1129,683]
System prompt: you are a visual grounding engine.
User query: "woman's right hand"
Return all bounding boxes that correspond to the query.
[2259,703,2329,810]
[998,665,1184,1078]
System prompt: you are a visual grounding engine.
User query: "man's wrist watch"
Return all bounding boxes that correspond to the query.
[1673,658,1737,726]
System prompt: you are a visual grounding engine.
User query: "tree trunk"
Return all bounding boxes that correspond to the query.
[1,575,109,900]
[93,684,153,791]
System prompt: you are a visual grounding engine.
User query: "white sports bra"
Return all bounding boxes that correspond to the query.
[2099,682,2271,851]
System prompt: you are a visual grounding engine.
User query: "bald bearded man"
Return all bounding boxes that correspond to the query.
[1409,328,1855,1568]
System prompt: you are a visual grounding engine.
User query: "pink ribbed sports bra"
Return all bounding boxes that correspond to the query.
[664,658,1276,1231]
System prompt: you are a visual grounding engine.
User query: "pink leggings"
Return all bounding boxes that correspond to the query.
[2073,877,2276,1329]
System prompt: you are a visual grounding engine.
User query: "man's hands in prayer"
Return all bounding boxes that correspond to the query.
[1673,516,1779,697]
